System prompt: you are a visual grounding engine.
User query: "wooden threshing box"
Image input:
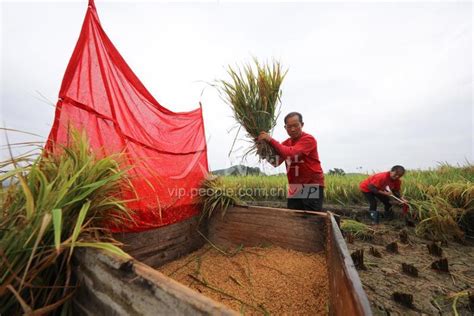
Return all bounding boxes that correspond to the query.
[73,206,372,315]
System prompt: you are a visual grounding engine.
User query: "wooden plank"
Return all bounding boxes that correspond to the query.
[207,205,327,253]
[247,200,369,217]
[114,215,206,268]
[326,213,372,316]
[74,205,371,315]
[73,248,238,316]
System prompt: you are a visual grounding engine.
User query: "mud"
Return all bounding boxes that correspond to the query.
[345,218,474,315]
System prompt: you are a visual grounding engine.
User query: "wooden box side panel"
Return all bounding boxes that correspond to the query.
[327,214,372,316]
[73,248,237,316]
[207,205,327,253]
[114,215,205,268]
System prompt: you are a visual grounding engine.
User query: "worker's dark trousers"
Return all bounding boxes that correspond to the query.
[362,191,392,223]
[287,187,324,211]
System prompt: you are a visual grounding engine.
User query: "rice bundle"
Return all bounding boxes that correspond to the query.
[0,129,131,314]
[196,175,242,222]
[341,219,375,240]
[217,59,287,164]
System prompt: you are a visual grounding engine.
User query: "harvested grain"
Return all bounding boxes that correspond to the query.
[159,245,329,315]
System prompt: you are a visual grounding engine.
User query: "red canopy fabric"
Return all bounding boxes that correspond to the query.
[46,0,208,232]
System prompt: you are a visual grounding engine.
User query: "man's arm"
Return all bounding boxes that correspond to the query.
[392,181,408,202]
[269,138,315,159]
[368,178,391,196]
[256,132,286,167]
[367,184,379,194]
[257,132,315,160]
[394,180,402,195]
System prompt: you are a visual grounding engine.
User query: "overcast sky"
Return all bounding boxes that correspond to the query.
[1,0,472,174]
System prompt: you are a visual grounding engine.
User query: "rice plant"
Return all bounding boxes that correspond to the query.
[341,219,375,240]
[196,176,243,222]
[219,163,474,240]
[411,182,473,241]
[216,58,287,164]
[0,129,132,314]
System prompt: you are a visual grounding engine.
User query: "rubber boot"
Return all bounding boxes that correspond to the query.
[370,210,379,224]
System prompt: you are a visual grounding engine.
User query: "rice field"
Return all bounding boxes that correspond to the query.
[217,164,474,240]
[219,164,473,203]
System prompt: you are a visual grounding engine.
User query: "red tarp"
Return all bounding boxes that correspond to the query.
[46,0,209,232]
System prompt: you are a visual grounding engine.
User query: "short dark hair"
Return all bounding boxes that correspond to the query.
[284,112,303,124]
[391,165,405,174]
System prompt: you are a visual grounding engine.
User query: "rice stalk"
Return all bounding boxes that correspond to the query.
[219,164,474,240]
[196,175,243,222]
[0,128,132,314]
[216,58,287,163]
[341,219,375,240]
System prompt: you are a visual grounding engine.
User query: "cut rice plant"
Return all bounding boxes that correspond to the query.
[216,58,287,164]
[0,129,132,314]
[196,175,243,222]
[432,290,473,316]
[448,290,473,316]
[411,197,466,241]
[409,181,473,241]
[341,219,375,240]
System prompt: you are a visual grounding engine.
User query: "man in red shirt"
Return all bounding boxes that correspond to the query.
[258,112,325,211]
[359,165,406,223]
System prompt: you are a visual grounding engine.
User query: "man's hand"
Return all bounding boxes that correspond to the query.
[257,131,271,142]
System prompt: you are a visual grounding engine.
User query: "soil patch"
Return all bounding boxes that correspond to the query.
[345,218,474,315]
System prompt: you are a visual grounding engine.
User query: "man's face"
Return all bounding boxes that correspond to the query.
[284,115,303,140]
[390,170,404,180]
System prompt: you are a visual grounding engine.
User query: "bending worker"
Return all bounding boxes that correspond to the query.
[359,165,407,224]
[258,112,325,211]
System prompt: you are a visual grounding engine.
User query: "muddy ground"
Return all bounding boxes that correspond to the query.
[344,213,474,316]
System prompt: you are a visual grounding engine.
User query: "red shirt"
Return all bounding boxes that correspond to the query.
[269,132,325,187]
[359,171,401,193]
